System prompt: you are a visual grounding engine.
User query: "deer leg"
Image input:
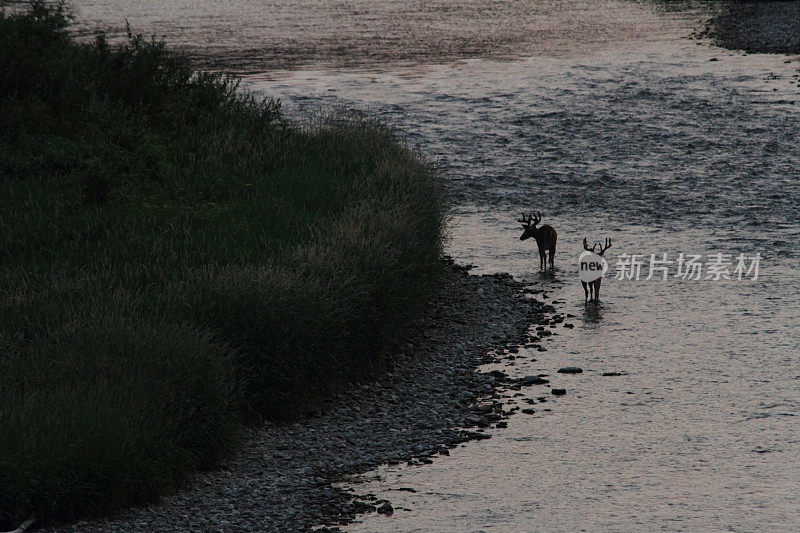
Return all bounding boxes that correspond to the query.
[582,281,588,303]
[540,250,545,271]
[549,248,555,270]
[595,278,602,302]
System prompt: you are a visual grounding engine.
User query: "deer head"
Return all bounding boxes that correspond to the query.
[518,212,542,241]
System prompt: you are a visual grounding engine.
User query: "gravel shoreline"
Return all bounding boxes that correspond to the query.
[699,1,800,55]
[46,260,564,532]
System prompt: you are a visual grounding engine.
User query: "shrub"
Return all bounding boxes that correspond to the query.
[0,1,444,527]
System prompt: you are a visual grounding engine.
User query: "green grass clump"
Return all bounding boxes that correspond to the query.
[0,1,445,527]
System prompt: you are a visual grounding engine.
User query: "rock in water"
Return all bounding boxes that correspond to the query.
[557,367,583,374]
[520,375,549,386]
[377,503,394,516]
[551,388,567,396]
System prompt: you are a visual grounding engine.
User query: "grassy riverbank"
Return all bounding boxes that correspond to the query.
[0,2,444,528]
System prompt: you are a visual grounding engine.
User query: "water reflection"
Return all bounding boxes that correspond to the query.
[582,302,605,323]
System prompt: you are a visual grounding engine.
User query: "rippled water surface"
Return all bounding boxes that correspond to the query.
[65,1,800,530]
[63,0,711,70]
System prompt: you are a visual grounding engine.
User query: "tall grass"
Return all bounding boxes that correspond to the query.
[0,2,445,527]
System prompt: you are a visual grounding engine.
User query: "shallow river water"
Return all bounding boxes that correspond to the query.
[64,1,800,530]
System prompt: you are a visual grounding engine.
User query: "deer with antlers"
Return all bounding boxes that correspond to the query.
[582,237,611,303]
[519,212,557,270]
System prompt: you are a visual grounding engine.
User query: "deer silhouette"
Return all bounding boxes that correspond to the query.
[519,212,557,271]
[582,237,611,303]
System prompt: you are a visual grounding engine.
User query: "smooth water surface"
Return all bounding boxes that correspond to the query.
[65,1,800,530]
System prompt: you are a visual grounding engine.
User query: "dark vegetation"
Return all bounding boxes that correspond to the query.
[701,1,800,55]
[0,2,445,527]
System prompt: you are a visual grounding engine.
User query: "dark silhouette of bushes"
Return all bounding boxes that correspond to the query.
[0,2,444,527]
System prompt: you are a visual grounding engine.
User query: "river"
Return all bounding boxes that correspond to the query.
[64,1,800,530]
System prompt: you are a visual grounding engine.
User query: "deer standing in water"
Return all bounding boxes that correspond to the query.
[519,212,557,270]
[582,237,611,303]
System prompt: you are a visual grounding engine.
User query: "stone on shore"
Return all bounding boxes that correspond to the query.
[519,375,549,386]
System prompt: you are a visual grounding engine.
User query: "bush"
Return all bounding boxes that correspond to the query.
[0,311,237,524]
[0,1,444,527]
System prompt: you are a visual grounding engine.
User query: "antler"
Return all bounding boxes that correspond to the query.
[583,237,598,252]
[597,238,612,255]
[517,212,542,227]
